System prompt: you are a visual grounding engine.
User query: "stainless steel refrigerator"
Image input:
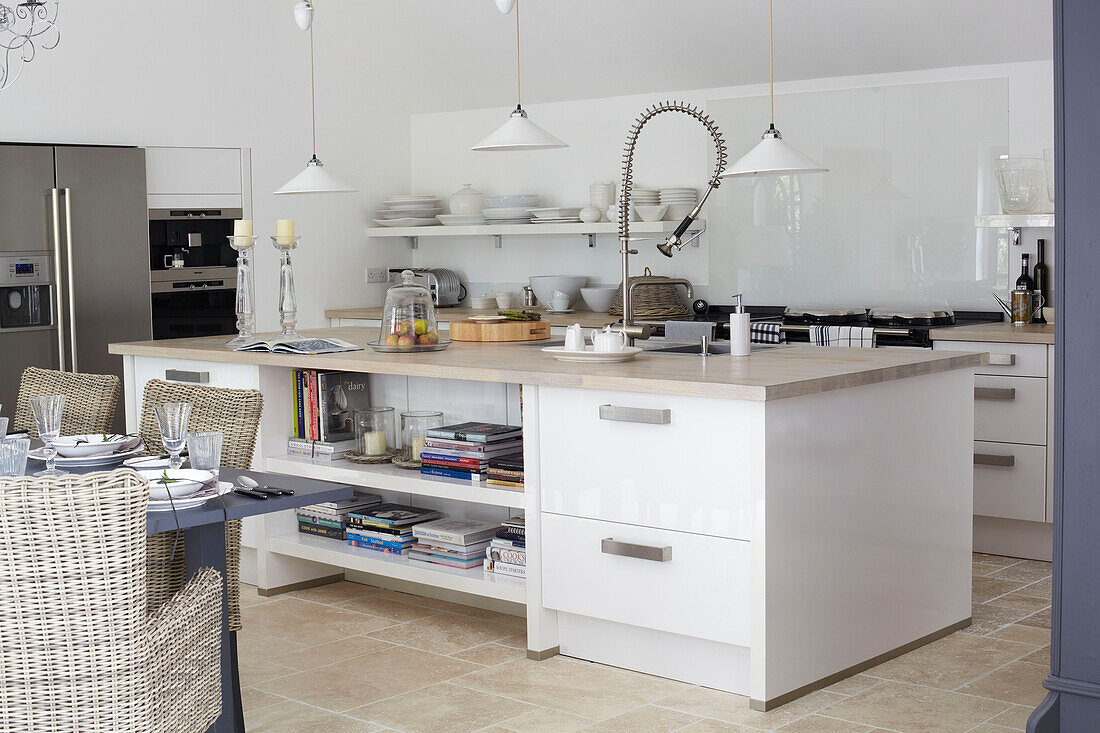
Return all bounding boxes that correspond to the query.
[0,144,151,432]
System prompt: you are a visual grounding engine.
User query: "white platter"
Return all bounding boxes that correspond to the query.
[437,214,487,226]
[147,481,233,511]
[28,443,145,467]
[529,207,582,218]
[372,217,440,227]
[468,315,507,322]
[542,345,643,363]
[543,308,575,314]
[374,208,442,219]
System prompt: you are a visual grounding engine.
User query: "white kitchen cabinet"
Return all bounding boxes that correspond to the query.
[542,512,751,646]
[145,146,249,209]
[973,374,1047,445]
[931,340,1047,377]
[974,441,1047,521]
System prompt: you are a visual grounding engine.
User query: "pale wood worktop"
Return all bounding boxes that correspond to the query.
[111,327,985,402]
[930,322,1055,345]
[325,306,618,329]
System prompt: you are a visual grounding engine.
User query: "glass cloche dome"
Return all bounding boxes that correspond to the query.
[370,270,450,352]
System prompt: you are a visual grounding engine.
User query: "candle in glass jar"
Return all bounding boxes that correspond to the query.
[362,430,388,456]
[233,219,253,237]
[410,435,425,461]
[275,218,295,244]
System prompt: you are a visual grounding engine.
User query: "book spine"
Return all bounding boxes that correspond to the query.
[483,558,526,578]
[297,522,345,540]
[317,372,329,442]
[411,528,469,544]
[295,511,344,528]
[293,370,302,439]
[348,540,408,555]
[347,527,413,544]
[419,466,484,482]
[310,371,320,441]
[419,452,489,467]
[487,546,527,566]
[426,429,491,443]
[346,532,411,551]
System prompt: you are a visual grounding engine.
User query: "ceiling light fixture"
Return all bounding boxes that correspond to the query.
[719,0,827,178]
[275,0,356,195]
[0,0,60,92]
[472,0,567,152]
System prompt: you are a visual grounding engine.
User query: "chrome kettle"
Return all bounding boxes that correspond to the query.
[993,289,1045,325]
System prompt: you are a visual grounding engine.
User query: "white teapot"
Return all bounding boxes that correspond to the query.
[591,325,628,352]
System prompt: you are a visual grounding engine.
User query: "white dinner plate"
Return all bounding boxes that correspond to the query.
[147,481,233,511]
[374,208,442,219]
[140,469,215,500]
[372,218,440,227]
[28,443,145,467]
[54,433,132,458]
[528,207,582,218]
[542,345,643,363]
[437,214,487,226]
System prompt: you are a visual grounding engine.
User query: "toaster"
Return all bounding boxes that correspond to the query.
[388,267,466,307]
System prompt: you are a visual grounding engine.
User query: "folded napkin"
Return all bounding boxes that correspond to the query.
[750,322,785,344]
[809,325,876,348]
[663,320,715,342]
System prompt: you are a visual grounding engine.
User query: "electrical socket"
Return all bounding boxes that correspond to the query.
[366,267,388,283]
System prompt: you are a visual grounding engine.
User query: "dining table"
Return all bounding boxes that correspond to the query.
[23,457,354,733]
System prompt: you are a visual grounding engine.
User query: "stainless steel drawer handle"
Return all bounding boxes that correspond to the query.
[975,453,1015,467]
[601,538,672,562]
[165,369,210,384]
[989,353,1016,366]
[598,405,671,424]
[975,387,1016,400]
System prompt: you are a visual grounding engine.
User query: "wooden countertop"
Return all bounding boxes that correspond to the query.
[930,322,1055,345]
[325,306,618,329]
[110,327,985,402]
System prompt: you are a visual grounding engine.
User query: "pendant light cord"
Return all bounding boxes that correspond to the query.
[309,8,317,158]
[769,0,774,126]
[515,0,522,107]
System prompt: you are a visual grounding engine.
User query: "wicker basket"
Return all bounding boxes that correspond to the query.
[608,267,692,318]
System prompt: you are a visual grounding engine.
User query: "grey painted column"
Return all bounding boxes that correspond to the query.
[1027,1,1100,730]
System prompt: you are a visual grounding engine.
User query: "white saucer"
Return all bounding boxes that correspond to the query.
[28,443,145,467]
[542,345,642,363]
[543,308,575,314]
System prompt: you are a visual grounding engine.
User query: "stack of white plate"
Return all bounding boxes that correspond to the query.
[437,214,486,226]
[486,193,539,209]
[660,188,698,220]
[528,207,582,224]
[373,195,442,227]
[483,206,534,224]
[632,189,660,206]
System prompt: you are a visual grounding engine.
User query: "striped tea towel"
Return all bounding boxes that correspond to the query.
[809,325,876,348]
[750,322,785,344]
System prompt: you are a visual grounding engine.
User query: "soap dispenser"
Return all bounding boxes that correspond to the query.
[730,294,750,356]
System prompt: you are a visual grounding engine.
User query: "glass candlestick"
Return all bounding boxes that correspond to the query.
[271,235,302,339]
[226,235,258,347]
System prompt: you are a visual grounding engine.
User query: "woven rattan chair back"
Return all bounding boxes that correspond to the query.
[0,470,151,731]
[13,366,121,438]
[139,379,262,631]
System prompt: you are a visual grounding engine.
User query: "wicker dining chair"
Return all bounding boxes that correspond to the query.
[0,470,223,733]
[12,366,121,438]
[138,378,263,632]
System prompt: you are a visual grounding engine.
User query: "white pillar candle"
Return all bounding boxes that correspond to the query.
[411,435,425,461]
[233,219,253,237]
[363,430,388,456]
[275,218,295,244]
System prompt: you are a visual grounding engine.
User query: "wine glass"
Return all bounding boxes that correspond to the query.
[153,402,192,470]
[29,395,66,477]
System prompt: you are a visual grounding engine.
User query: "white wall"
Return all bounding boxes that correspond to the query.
[407,61,1054,309]
[0,0,409,330]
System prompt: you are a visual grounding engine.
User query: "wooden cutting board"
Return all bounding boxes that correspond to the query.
[450,319,551,342]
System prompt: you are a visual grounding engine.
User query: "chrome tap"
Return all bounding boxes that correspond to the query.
[618,101,728,344]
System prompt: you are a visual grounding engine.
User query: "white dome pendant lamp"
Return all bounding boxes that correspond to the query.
[276,0,357,195]
[720,0,826,178]
[473,0,567,152]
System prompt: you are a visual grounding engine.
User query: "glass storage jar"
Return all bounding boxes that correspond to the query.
[400,410,444,466]
[353,407,396,457]
[371,270,448,352]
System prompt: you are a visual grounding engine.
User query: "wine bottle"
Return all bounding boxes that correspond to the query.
[1033,239,1048,323]
[1016,253,1034,292]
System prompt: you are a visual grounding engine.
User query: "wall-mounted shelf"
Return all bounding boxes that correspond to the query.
[975,214,1055,228]
[367,220,706,249]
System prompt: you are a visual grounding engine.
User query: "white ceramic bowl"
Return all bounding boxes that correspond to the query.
[580,286,617,313]
[486,194,540,208]
[495,292,517,309]
[140,469,212,500]
[54,434,130,458]
[635,205,669,222]
[667,203,695,220]
[529,275,587,309]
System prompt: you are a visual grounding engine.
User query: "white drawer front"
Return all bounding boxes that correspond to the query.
[542,513,751,646]
[933,340,1047,377]
[132,356,258,395]
[973,375,1047,445]
[538,386,760,539]
[974,441,1046,522]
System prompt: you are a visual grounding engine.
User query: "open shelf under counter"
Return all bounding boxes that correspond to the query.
[265,454,524,508]
[267,531,526,604]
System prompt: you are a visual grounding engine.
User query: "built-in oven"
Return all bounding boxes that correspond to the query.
[150,267,237,340]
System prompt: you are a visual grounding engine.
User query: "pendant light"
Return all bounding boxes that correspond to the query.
[720,0,826,178]
[864,87,908,200]
[275,0,356,195]
[472,0,567,152]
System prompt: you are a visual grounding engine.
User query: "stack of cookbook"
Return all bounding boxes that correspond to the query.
[409,518,500,570]
[344,503,442,555]
[420,422,522,482]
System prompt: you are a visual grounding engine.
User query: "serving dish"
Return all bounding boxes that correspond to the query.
[542,345,642,363]
[368,338,453,353]
[372,217,440,227]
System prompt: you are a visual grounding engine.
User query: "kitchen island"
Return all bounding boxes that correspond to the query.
[109,327,983,711]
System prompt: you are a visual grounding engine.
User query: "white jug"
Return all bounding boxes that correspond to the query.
[591,325,628,352]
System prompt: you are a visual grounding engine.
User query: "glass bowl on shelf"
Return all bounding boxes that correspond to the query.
[349,407,397,463]
[369,269,451,353]
[994,158,1043,215]
[393,410,445,469]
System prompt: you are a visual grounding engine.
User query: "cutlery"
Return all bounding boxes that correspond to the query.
[238,475,294,496]
[232,488,268,500]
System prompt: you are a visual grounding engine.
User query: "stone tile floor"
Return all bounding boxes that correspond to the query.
[239,553,1050,732]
